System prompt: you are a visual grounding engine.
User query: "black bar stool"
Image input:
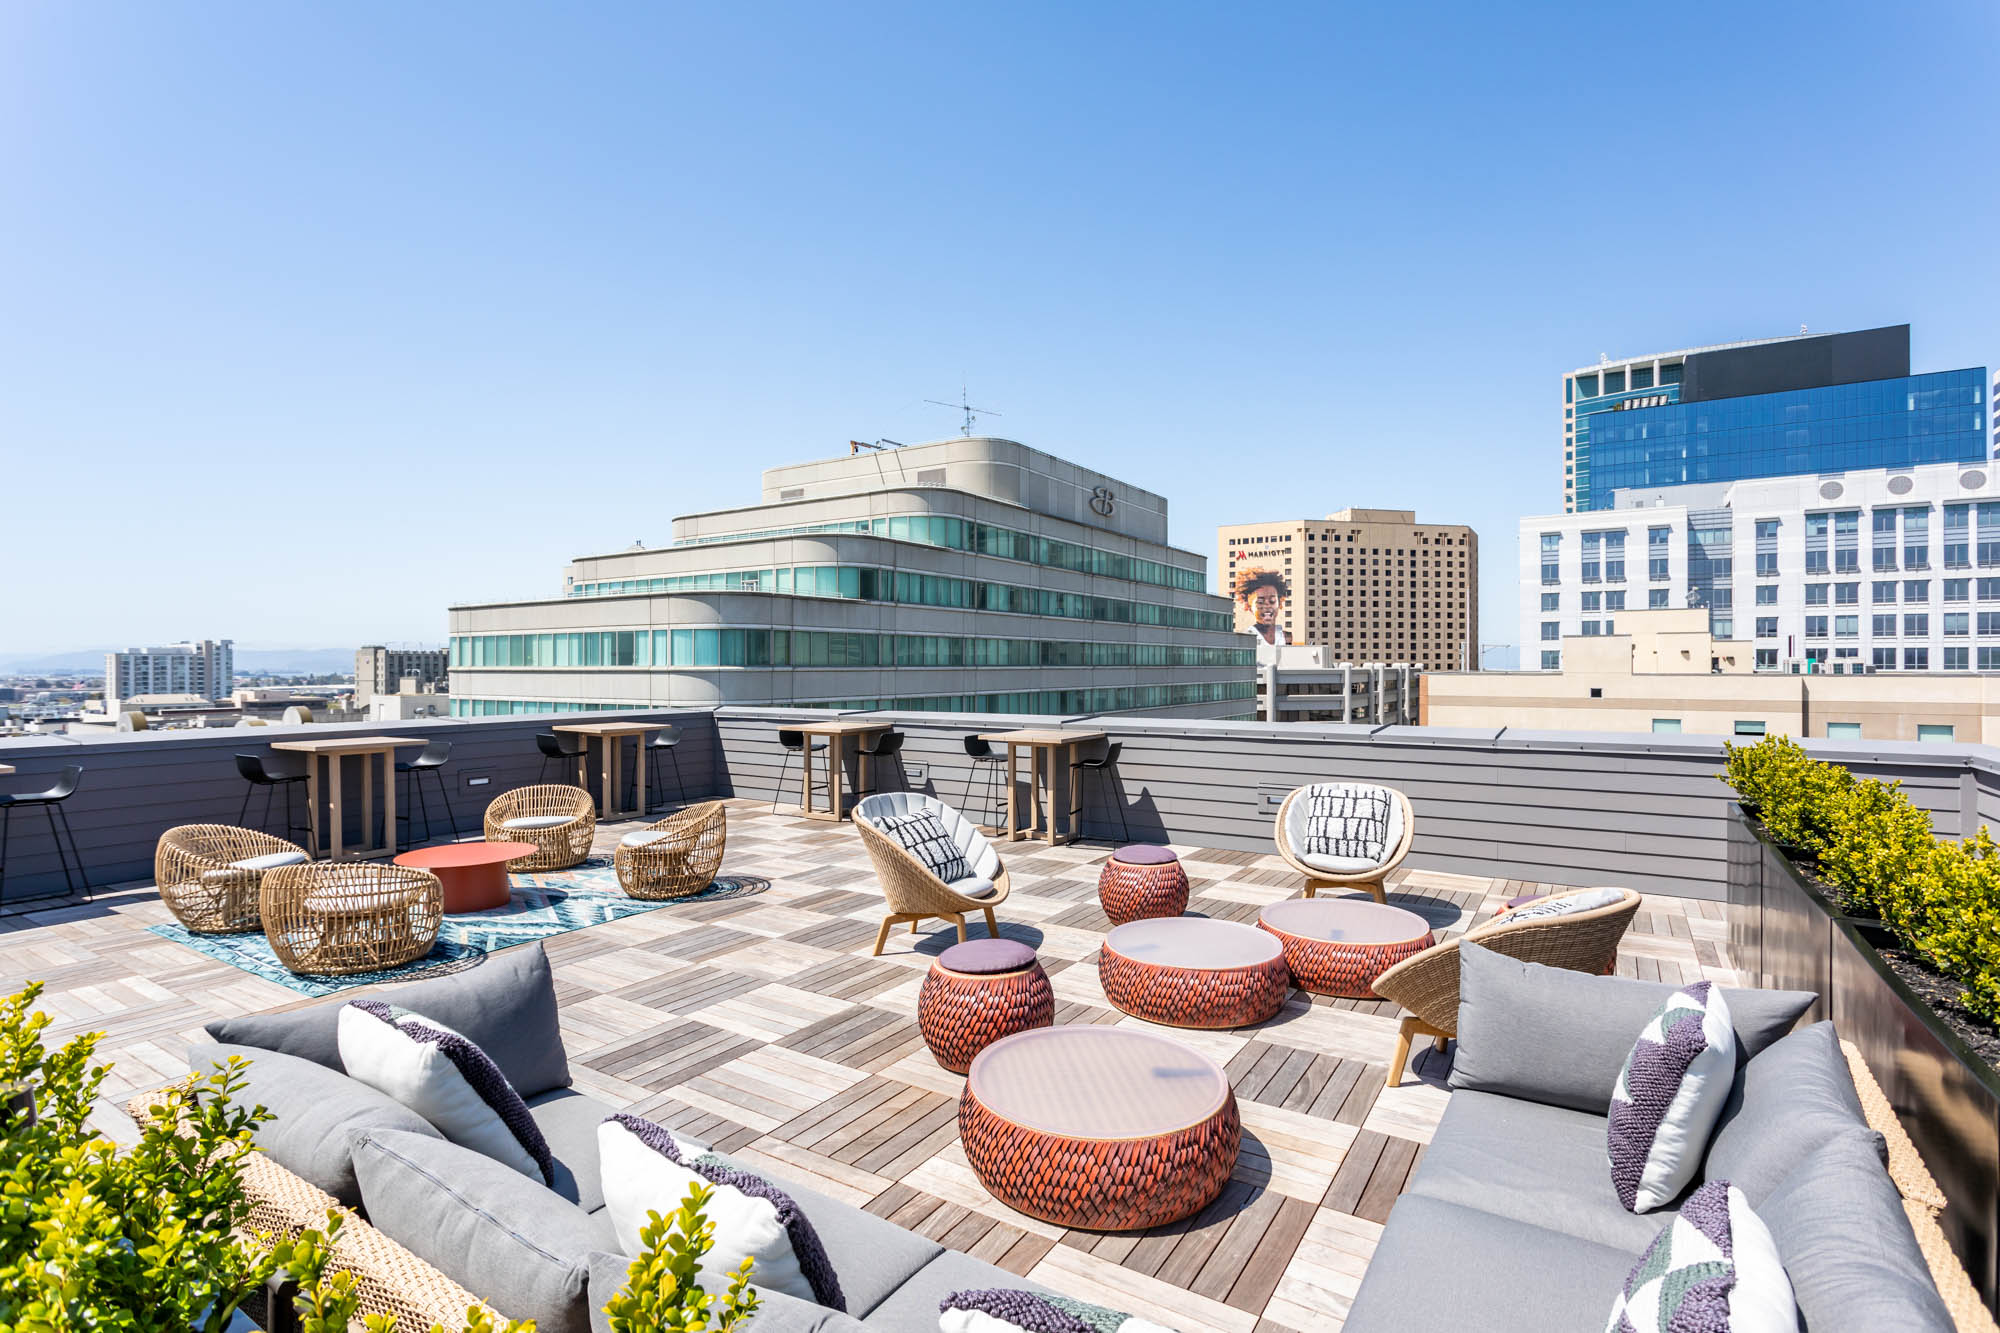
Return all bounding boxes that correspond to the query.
[646,726,685,811]
[396,740,456,844]
[960,735,1007,829]
[856,731,906,795]
[1077,742,1128,842]
[773,729,827,812]
[0,765,88,906]
[536,732,587,785]
[235,751,312,844]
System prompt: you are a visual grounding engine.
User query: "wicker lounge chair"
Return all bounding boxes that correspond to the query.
[154,824,310,933]
[1273,783,1416,903]
[1371,885,1642,1088]
[482,784,595,871]
[260,862,444,976]
[853,792,1012,955]
[614,800,727,899]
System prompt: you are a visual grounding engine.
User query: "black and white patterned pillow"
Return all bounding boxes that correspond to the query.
[876,809,972,883]
[1301,786,1393,862]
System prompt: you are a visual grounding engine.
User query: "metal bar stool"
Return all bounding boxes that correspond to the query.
[960,735,1007,831]
[536,731,587,785]
[856,730,906,796]
[396,740,457,844]
[1077,742,1128,842]
[0,765,88,907]
[235,751,312,844]
[773,729,827,812]
[646,725,686,812]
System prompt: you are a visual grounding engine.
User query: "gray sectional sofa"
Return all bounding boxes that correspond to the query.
[1342,942,1959,1332]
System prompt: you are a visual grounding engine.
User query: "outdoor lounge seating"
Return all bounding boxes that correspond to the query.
[153,823,309,933]
[483,784,596,871]
[1273,781,1414,903]
[852,791,1011,955]
[260,861,443,976]
[612,799,726,899]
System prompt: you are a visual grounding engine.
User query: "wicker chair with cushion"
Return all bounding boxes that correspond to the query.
[1371,884,1642,1089]
[260,862,444,976]
[481,785,595,871]
[1274,782,1416,903]
[614,800,727,900]
[154,824,310,934]
[854,792,1012,956]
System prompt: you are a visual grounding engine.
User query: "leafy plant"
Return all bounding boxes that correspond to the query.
[600,1181,758,1333]
[271,1213,528,1333]
[1721,734,1852,855]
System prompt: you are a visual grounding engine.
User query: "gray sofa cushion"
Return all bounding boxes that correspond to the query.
[1405,1088,1664,1253]
[1759,1129,1954,1332]
[353,1128,613,1333]
[586,1253,867,1333]
[1703,1020,1885,1204]
[527,1087,618,1212]
[189,1041,439,1206]
[859,1249,1057,1331]
[204,943,572,1097]
[1340,1193,1638,1333]
[1449,942,1815,1114]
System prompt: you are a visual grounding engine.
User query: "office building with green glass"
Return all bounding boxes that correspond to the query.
[447,437,1257,719]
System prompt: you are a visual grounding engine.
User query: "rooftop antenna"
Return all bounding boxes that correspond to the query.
[926,383,1001,437]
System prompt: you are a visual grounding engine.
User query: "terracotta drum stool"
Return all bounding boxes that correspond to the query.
[1257,898,1435,998]
[1097,844,1190,924]
[917,938,1055,1074]
[960,1026,1240,1230]
[1098,917,1291,1028]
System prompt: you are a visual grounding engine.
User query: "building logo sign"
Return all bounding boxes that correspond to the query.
[1089,486,1115,516]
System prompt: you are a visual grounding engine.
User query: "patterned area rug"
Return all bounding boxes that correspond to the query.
[148,858,766,998]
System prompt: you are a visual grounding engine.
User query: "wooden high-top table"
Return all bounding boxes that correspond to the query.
[551,721,668,821]
[270,736,429,862]
[977,728,1106,846]
[786,718,892,822]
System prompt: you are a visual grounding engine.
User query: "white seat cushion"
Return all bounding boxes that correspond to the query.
[947,876,997,900]
[619,829,671,848]
[856,792,1000,882]
[502,815,575,831]
[1285,783,1403,875]
[229,850,309,871]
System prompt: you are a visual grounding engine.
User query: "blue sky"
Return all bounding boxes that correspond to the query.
[6,1,1996,660]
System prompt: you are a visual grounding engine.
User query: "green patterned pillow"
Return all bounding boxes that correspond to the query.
[940,1288,1179,1333]
[1606,1180,1797,1332]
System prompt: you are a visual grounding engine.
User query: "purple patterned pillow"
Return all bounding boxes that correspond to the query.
[1607,980,1737,1212]
[1607,1180,1797,1332]
[335,999,553,1184]
[939,1289,1180,1333]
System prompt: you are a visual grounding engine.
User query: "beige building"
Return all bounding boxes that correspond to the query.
[355,645,448,704]
[1426,608,2000,743]
[1217,509,1479,671]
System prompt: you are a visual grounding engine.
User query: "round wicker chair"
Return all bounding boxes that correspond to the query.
[482,785,595,872]
[154,824,310,934]
[1371,885,1643,1089]
[853,792,1012,956]
[1273,783,1416,903]
[614,801,727,900]
[260,862,443,976]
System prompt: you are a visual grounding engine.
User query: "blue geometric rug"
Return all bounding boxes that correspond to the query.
[148,857,764,998]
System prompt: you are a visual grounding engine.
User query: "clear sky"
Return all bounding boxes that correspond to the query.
[6,1,1996,660]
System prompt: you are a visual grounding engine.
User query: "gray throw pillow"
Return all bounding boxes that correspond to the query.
[876,810,970,883]
[1448,942,1814,1115]
[1703,1020,1884,1204]
[188,1042,440,1205]
[204,942,572,1097]
[353,1129,611,1333]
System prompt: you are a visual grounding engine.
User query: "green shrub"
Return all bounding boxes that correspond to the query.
[1721,734,1853,854]
[1818,775,1936,917]
[600,1181,758,1333]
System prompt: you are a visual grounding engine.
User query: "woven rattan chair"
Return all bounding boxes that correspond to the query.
[482,784,596,872]
[260,862,443,976]
[154,824,310,934]
[1372,885,1643,1089]
[854,792,1012,955]
[614,800,727,900]
[1273,783,1416,903]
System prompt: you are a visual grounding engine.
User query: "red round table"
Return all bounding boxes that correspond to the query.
[1098,917,1291,1029]
[1256,898,1434,998]
[392,842,536,913]
[1097,844,1190,925]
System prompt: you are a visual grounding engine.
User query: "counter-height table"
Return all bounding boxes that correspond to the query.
[976,728,1106,846]
[550,721,668,821]
[270,736,430,862]
[786,718,892,822]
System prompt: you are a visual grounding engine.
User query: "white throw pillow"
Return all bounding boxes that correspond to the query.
[336,1000,552,1184]
[940,1290,1181,1333]
[1607,981,1738,1212]
[597,1114,843,1310]
[1606,1180,1797,1332]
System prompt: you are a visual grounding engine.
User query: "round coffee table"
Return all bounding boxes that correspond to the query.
[1256,898,1435,998]
[393,842,536,913]
[917,938,1055,1074]
[959,1026,1239,1230]
[1097,845,1190,924]
[1098,917,1290,1028]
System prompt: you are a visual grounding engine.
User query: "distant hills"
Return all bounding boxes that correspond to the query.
[0,648,360,677]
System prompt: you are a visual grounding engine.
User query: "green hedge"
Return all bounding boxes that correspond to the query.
[1722,735,2000,1024]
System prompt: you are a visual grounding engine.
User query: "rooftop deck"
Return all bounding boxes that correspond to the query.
[1,797,1735,1332]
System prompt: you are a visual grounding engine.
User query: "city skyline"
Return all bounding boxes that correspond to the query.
[8,3,1997,656]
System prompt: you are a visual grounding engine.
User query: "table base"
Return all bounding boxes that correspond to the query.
[1098,948,1291,1029]
[1262,925,1435,998]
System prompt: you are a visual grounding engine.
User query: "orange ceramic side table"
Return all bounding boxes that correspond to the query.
[392,842,535,913]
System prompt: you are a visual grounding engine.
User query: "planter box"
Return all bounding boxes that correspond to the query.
[1726,805,1837,1024]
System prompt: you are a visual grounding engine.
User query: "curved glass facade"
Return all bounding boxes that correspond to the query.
[451,630,1253,670]
[450,678,1254,718]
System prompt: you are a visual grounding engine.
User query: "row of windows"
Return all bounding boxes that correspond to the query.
[449,678,1256,719]
[565,565,1234,632]
[450,630,1255,671]
[1649,718,1958,741]
[679,513,1207,592]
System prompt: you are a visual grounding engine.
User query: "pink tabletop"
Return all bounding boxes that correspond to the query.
[967,1026,1228,1138]
[1260,898,1432,945]
[1103,917,1283,969]
[394,842,537,870]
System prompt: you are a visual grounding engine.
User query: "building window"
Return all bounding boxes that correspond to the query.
[1905,580,1931,602]
[1874,614,1897,636]
[1919,724,1955,742]
[1945,579,1970,603]
[1805,584,1828,606]
[1835,616,1858,639]
[1755,648,1778,669]
[1873,581,1898,605]
[1650,556,1669,581]
[1540,621,1560,642]
[1905,647,1930,670]
[1827,722,1862,740]
[1833,583,1857,605]
[1652,718,1683,734]
[1541,650,1561,670]
[1980,647,2000,670]
[1756,519,1780,541]
[1874,548,1898,572]
[1905,614,1929,637]
[1874,647,1897,670]
[1874,510,1898,535]
[1581,591,1600,612]
[1945,646,1969,670]
[1540,593,1559,612]
[1982,578,2000,601]
[1835,549,1859,573]
[1580,621,1602,637]
[1733,721,1767,737]
[1755,617,1778,638]
[1645,588,1666,609]
[1753,585,1776,606]
[1606,591,1626,612]
[1802,550,1826,575]
[1541,533,1560,585]
[1946,612,1970,636]
[1805,616,1828,639]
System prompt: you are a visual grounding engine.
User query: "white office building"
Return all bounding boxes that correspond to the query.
[105,640,235,705]
[1521,459,2000,673]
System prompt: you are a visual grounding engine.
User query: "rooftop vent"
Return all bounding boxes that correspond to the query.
[779,487,805,501]
[1963,470,1988,490]
[1887,475,1915,495]
[1818,481,1844,500]
[916,468,947,487]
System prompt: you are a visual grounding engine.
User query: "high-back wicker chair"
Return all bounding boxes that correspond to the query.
[154,824,310,934]
[614,800,727,900]
[1372,885,1643,1089]
[1273,783,1416,903]
[482,784,596,872]
[260,862,443,976]
[853,792,1011,955]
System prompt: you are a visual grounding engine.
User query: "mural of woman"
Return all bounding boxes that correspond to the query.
[1233,565,1291,653]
